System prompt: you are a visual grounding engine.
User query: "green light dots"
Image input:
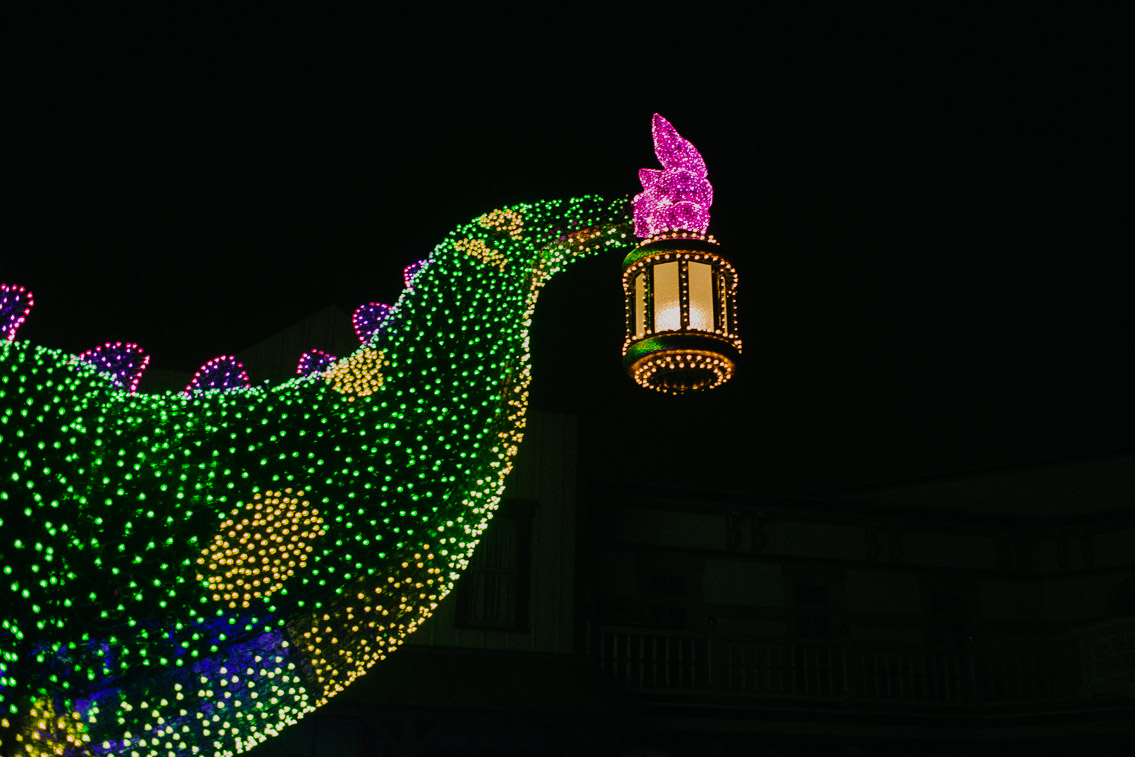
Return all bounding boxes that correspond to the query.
[0,197,632,756]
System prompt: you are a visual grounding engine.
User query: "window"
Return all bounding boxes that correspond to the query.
[793,583,834,640]
[653,262,681,331]
[456,501,532,630]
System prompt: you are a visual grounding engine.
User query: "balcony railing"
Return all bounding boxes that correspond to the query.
[591,626,1080,709]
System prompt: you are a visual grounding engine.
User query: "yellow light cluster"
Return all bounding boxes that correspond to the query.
[197,489,326,609]
[453,237,508,271]
[477,207,524,240]
[323,348,385,400]
[294,544,448,707]
[7,697,88,756]
[629,349,735,394]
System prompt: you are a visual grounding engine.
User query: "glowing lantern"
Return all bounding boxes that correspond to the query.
[623,115,740,394]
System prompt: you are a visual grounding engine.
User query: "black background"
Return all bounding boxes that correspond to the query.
[2,25,1128,497]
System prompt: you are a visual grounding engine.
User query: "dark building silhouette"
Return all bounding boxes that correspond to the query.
[241,396,1135,757]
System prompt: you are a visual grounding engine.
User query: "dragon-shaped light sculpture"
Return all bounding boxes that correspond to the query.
[0,115,728,757]
[624,114,741,394]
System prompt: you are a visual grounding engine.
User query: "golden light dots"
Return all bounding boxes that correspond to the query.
[453,237,507,271]
[286,538,454,708]
[197,489,327,608]
[322,348,385,400]
[9,697,88,755]
[628,350,735,395]
[477,207,524,240]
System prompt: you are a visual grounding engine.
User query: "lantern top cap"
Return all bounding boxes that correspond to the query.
[633,114,713,238]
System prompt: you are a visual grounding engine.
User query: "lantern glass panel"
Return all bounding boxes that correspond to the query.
[688,261,714,331]
[654,261,681,331]
[634,271,646,338]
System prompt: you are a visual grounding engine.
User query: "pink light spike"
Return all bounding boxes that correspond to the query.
[184,356,251,394]
[633,114,713,238]
[296,349,337,376]
[352,302,391,345]
[403,259,427,290]
[1,283,34,341]
[77,341,151,393]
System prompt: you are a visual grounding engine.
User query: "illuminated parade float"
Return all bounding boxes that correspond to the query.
[0,115,737,756]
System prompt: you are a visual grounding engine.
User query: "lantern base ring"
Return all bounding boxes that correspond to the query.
[624,346,738,395]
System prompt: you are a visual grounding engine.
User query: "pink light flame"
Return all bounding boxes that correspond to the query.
[77,342,151,393]
[633,114,713,238]
[1,283,34,341]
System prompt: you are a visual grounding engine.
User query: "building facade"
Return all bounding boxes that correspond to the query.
[247,412,1135,757]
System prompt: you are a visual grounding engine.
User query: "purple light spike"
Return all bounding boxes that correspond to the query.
[352,302,391,345]
[633,114,713,238]
[1,283,34,341]
[185,356,251,394]
[77,342,151,393]
[296,349,337,376]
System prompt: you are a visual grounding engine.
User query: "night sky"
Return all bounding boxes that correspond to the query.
[2,44,1129,499]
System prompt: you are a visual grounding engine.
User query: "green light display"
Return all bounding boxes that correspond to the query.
[0,197,632,756]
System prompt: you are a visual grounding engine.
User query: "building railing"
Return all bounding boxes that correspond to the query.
[596,627,708,693]
[591,626,1081,709]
